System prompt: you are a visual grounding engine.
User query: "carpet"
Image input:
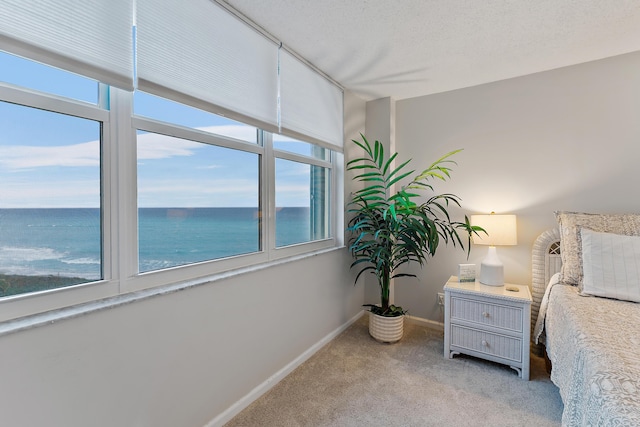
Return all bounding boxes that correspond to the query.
[224,314,563,426]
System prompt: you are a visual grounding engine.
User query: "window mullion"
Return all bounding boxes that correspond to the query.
[333,151,344,247]
[0,82,109,122]
[133,116,263,156]
[109,88,138,292]
[272,149,332,168]
[261,131,276,257]
[100,84,113,283]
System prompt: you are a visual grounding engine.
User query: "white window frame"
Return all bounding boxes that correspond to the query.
[123,90,338,293]
[270,139,336,260]
[0,83,342,321]
[0,80,119,322]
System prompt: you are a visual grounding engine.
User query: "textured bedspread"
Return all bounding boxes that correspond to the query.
[545,284,640,426]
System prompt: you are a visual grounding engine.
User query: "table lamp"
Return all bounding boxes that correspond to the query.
[470,213,517,286]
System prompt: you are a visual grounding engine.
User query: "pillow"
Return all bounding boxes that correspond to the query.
[580,228,640,303]
[555,211,640,288]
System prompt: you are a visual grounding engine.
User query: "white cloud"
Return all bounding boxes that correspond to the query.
[0,124,311,207]
[197,164,222,170]
[0,179,99,207]
[139,178,257,195]
[0,126,248,171]
[136,133,201,160]
[277,161,310,177]
[137,178,259,207]
[0,141,99,169]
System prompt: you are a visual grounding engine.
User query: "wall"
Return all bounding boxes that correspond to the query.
[360,97,396,305]
[393,51,640,321]
[0,90,367,427]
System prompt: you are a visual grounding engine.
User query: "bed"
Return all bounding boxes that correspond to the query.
[530,212,640,427]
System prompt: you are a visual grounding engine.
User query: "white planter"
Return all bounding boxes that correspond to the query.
[369,312,404,343]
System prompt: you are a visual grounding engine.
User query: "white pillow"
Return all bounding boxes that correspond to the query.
[580,228,640,303]
[555,211,640,288]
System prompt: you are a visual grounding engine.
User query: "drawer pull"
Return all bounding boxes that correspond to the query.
[481,340,488,347]
[482,311,490,318]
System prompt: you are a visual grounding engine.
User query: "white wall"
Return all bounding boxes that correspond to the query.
[0,90,367,427]
[359,97,396,306]
[391,51,640,321]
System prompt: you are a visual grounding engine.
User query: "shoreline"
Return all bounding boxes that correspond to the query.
[0,273,89,298]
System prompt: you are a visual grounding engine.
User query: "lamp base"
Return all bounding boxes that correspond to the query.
[479,246,505,286]
[479,263,504,286]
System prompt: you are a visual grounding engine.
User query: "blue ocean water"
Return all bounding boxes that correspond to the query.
[0,207,311,280]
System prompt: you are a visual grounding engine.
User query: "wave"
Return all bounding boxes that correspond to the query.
[62,257,100,265]
[0,264,100,280]
[0,246,101,279]
[0,246,65,262]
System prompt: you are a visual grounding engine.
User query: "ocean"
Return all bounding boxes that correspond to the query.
[0,207,311,281]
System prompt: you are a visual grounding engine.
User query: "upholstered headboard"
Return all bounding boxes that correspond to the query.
[530,228,562,348]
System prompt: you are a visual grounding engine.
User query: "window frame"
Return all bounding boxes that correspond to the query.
[123,92,338,293]
[0,80,120,321]
[0,82,342,319]
[270,137,335,258]
[127,108,270,293]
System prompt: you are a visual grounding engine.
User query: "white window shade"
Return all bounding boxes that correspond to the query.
[279,50,344,151]
[0,0,134,90]
[136,0,279,133]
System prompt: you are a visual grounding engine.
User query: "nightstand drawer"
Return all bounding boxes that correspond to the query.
[450,325,522,362]
[450,296,523,333]
[444,277,532,379]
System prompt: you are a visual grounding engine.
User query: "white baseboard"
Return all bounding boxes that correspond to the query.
[405,314,444,332]
[204,310,366,427]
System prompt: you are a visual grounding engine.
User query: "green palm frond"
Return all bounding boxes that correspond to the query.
[347,134,483,316]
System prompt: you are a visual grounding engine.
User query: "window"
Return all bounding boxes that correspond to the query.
[134,92,264,273]
[131,92,336,276]
[0,51,99,104]
[134,92,258,143]
[136,131,260,272]
[0,53,105,298]
[274,137,331,248]
[0,1,343,321]
[273,135,328,160]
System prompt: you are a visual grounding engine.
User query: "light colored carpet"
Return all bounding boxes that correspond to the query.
[225,315,563,427]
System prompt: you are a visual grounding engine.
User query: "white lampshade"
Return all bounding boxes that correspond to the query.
[471,213,517,286]
[470,214,517,246]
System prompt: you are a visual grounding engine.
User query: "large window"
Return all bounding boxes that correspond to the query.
[131,92,336,275]
[134,92,263,273]
[275,160,330,247]
[274,136,331,248]
[136,131,260,272]
[0,52,104,298]
[0,1,343,320]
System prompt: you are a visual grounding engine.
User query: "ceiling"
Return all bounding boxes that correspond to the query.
[224,0,640,101]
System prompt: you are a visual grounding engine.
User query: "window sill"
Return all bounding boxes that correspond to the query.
[0,245,345,337]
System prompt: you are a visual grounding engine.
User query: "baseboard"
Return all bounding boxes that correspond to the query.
[405,314,444,332]
[205,310,366,427]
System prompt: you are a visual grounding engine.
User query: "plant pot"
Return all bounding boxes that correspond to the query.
[368,312,404,343]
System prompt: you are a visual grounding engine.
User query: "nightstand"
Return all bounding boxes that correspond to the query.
[443,275,532,380]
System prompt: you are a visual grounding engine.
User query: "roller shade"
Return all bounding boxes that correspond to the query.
[0,0,134,90]
[136,0,279,133]
[279,50,344,151]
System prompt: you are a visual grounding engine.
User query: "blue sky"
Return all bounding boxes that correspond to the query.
[0,52,314,208]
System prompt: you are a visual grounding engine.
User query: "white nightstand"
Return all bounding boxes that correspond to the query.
[443,275,532,380]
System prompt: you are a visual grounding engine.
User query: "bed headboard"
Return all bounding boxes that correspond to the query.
[531,228,562,340]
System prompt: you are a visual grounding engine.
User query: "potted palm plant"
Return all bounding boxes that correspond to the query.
[347,135,482,343]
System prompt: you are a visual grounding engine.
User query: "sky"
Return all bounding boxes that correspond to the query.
[0,52,320,208]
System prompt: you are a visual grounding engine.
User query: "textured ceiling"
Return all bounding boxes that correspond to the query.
[224,0,640,101]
